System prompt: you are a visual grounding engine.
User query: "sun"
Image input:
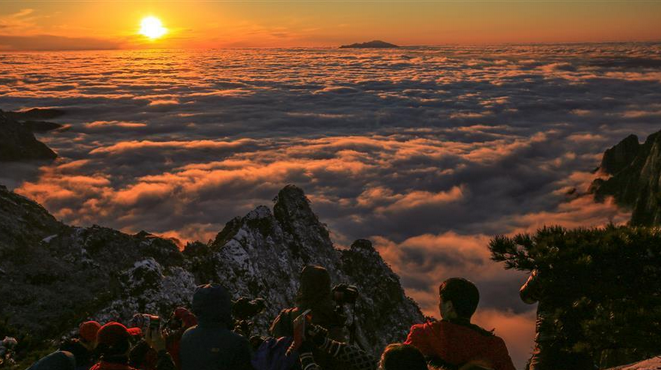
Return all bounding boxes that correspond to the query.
[139,16,167,40]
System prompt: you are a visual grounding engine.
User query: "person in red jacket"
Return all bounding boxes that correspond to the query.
[405,278,515,370]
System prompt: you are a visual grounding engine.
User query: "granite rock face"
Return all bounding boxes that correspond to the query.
[0,184,423,356]
[590,131,661,226]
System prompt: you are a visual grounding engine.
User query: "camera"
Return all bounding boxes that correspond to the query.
[130,314,161,333]
[332,284,359,305]
[232,298,266,321]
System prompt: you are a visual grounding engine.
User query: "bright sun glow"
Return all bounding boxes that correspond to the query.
[139,16,167,39]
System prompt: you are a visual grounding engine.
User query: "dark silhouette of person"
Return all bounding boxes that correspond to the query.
[270,265,346,369]
[60,321,101,370]
[28,351,76,370]
[520,270,593,370]
[379,343,427,370]
[405,278,515,370]
[179,284,252,370]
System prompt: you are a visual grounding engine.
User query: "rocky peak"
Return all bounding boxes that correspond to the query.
[340,239,422,351]
[591,130,661,225]
[350,239,378,253]
[600,134,641,175]
[1,184,423,359]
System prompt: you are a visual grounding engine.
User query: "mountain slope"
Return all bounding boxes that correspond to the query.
[0,184,423,356]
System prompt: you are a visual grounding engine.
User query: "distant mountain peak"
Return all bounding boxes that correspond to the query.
[340,40,399,49]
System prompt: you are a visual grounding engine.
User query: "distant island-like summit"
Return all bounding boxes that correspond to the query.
[339,40,399,49]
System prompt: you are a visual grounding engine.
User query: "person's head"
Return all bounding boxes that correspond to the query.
[169,307,197,333]
[379,343,428,370]
[30,351,76,370]
[438,278,480,321]
[96,322,141,360]
[296,265,332,308]
[79,321,101,350]
[192,283,232,326]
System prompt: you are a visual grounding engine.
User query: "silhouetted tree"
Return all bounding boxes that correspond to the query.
[489,225,661,368]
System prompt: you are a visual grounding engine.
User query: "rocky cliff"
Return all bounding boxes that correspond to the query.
[0,110,58,161]
[590,130,661,226]
[0,184,423,357]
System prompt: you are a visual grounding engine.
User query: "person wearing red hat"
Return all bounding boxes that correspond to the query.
[90,322,175,370]
[164,307,197,369]
[60,321,101,370]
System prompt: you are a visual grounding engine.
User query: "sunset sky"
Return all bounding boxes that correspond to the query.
[2,2,661,368]
[1,1,661,50]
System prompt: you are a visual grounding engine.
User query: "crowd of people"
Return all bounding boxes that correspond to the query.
[21,265,519,370]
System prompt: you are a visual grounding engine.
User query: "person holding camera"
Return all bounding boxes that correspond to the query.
[295,315,377,370]
[179,284,253,370]
[270,265,348,370]
[164,307,197,369]
[405,278,515,370]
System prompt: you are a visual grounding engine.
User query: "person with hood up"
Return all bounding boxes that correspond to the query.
[179,284,252,370]
[405,278,515,370]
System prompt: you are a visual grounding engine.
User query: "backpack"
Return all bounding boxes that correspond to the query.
[251,337,301,370]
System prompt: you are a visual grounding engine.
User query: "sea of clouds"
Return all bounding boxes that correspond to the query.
[2,43,661,368]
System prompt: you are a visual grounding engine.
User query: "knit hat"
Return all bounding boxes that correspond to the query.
[97,322,142,347]
[173,307,198,328]
[79,321,101,342]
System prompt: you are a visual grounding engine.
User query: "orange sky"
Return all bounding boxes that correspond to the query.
[0,1,660,50]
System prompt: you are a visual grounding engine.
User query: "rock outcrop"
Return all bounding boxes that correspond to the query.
[3,108,65,133]
[606,357,661,370]
[340,40,399,49]
[590,131,661,226]
[0,184,423,356]
[0,110,58,161]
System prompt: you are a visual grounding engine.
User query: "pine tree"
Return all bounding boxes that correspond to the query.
[489,225,661,367]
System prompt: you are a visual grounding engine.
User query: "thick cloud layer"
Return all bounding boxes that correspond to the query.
[2,44,660,368]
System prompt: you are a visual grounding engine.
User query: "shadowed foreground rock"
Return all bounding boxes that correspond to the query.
[0,184,423,358]
[0,110,58,161]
